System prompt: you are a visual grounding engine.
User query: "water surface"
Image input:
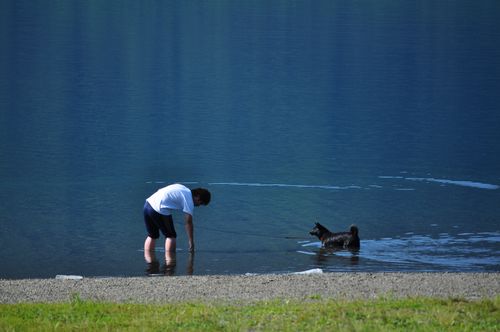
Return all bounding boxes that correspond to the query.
[1,1,499,278]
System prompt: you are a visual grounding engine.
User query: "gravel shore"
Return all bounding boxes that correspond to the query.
[1,273,498,304]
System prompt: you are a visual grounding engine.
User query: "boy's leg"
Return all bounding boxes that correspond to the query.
[165,237,176,252]
[160,215,177,253]
[144,236,155,252]
[143,201,160,252]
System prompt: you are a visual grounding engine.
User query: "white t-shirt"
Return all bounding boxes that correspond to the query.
[146,184,194,216]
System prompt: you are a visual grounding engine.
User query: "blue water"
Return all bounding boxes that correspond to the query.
[1,1,499,278]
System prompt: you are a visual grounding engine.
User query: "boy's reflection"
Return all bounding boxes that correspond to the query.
[144,250,194,276]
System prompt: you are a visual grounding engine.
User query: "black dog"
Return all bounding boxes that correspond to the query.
[309,223,360,249]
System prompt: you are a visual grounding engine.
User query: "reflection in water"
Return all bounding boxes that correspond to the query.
[312,248,360,267]
[144,250,194,276]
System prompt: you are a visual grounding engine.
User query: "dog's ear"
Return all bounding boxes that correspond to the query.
[315,222,319,226]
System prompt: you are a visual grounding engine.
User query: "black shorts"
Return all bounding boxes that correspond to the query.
[143,201,177,239]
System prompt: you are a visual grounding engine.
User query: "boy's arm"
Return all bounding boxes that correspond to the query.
[184,213,194,252]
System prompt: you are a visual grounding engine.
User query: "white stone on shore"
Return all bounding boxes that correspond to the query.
[55,275,83,280]
[293,268,323,275]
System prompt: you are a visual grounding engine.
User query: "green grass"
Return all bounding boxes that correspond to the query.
[0,296,498,331]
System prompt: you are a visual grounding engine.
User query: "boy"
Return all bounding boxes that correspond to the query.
[143,184,211,253]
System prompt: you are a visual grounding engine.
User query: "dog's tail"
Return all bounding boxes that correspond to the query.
[350,224,359,236]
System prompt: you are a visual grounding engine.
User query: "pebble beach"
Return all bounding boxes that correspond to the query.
[1,272,498,304]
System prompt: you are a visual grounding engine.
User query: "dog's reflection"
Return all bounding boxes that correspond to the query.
[313,247,360,266]
[144,250,194,276]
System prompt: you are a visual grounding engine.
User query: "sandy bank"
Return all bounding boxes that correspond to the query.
[1,273,498,304]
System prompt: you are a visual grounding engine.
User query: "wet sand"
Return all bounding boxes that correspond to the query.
[1,272,498,304]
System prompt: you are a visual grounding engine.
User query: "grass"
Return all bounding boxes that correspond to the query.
[0,296,498,331]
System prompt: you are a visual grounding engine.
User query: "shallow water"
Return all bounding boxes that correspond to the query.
[1,1,499,278]
[301,232,500,272]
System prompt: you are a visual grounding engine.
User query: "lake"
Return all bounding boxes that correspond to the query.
[1,1,499,278]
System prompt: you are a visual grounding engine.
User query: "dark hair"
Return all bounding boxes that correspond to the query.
[191,188,211,205]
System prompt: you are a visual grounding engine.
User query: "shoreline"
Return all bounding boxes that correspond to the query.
[1,272,498,304]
